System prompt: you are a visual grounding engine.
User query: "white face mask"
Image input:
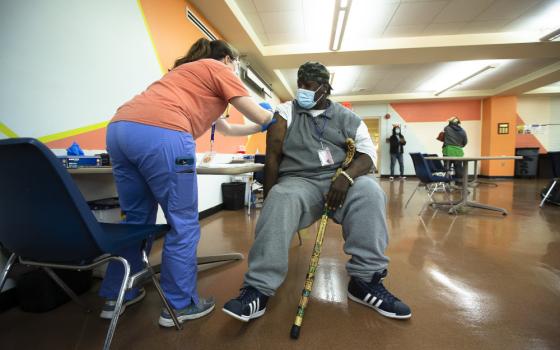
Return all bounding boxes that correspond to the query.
[395,128,400,134]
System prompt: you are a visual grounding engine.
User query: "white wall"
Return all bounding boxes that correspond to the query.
[0,0,161,138]
[353,103,481,175]
[518,96,560,152]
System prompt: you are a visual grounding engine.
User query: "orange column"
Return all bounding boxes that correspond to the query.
[480,96,517,176]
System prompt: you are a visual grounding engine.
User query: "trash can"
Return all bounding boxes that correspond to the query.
[515,148,539,178]
[88,197,122,223]
[222,182,245,210]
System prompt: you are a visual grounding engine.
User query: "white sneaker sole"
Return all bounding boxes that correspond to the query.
[222,307,266,322]
[347,292,411,320]
[99,289,146,320]
[158,304,215,327]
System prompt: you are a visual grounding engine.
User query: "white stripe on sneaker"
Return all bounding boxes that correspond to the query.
[364,293,371,303]
[256,298,260,313]
[375,299,383,308]
[249,301,253,316]
[369,296,377,306]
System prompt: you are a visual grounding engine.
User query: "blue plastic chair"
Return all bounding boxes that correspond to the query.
[405,153,452,214]
[0,138,181,349]
[423,153,447,175]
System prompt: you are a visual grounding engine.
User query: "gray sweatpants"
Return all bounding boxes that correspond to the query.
[243,175,390,296]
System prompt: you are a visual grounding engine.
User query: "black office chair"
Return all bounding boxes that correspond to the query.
[0,138,181,349]
[540,151,560,207]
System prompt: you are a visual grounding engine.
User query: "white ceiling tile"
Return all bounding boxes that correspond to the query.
[259,11,304,34]
[389,1,449,26]
[505,0,560,31]
[423,22,466,35]
[266,32,307,45]
[476,0,543,21]
[459,20,511,34]
[383,25,428,37]
[433,0,495,23]
[344,0,400,39]
[244,12,266,34]
[252,0,302,13]
[302,0,335,44]
[234,0,258,13]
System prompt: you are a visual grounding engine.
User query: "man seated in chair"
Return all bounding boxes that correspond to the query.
[222,62,411,322]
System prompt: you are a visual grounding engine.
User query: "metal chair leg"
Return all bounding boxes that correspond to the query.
[0,253,17,292]
[540,180,557,208]
[43,267,91,313]
[405,184,421,208]
[103,257,130,350]
[141,250,182,330]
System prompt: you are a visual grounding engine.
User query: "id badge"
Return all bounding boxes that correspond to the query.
[318,147,334,166]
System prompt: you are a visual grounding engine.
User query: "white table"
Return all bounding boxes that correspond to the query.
[424,156,522,215]
[68,163,264,270]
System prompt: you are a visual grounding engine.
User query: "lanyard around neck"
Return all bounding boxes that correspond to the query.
[311,114,328,148]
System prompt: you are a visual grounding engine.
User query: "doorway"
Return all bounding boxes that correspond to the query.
[363,118,380,174]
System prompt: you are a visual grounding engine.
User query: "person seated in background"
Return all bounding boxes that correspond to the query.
[222,61,412,322]
[442,116,468,185]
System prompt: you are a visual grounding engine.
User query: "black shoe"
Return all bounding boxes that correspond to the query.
[222,286,269,322]
[347,270,411,319]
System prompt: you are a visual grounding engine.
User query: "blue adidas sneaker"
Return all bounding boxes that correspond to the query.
[347,270,411,319]
[222,286,269,322]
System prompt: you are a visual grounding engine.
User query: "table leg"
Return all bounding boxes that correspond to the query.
[449,160,507,215]
[152,253,245,274]
[469,160,498,187]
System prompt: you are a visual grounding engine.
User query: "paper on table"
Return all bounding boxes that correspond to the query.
[197,163,255,168]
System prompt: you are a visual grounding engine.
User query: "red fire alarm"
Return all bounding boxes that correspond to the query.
[384,113,391,119]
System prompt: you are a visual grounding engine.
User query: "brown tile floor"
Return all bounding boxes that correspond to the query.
[1,179,559,349]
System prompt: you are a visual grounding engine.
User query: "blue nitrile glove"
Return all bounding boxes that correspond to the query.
[259,101,273,112]
[66,141,84,156]
[261,118,277,132]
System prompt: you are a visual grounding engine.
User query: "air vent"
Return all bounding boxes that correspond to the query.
[186,8,217,40]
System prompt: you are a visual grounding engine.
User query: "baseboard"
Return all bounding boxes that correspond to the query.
[199,204,223,220]
[477,175,515,179]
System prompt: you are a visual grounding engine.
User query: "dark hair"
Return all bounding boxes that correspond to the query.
[173,38,239,68]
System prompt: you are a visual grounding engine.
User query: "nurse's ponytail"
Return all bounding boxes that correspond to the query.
[173,38,239,68]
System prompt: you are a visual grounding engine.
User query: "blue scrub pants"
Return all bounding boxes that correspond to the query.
[99,121,200,309]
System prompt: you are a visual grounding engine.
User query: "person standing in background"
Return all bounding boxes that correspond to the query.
[389,125,406,180]
[442,116,468,185]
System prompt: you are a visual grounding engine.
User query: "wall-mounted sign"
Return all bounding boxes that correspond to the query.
[498,123,509,134]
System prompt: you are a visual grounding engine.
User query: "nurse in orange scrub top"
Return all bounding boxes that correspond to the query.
[99,38,273,327]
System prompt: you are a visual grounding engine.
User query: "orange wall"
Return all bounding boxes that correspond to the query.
[140,0,248,153]
[391,100,481,123]
[480,96,517,176]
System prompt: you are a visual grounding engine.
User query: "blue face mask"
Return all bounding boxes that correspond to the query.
[297,86,323,109]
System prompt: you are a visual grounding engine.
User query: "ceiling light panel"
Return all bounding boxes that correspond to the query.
[417,59,505,93]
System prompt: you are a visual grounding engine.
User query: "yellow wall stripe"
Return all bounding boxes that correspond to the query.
[136,0,166,74]
[0,122,19,138]
[38,120,109,143]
